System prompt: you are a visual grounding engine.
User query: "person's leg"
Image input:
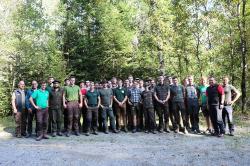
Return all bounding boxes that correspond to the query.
[92,108,99,133]
[179,102,187,133]
[48,109,52,134]
[27,111,33,136]
[57,108,62,134]
[163,104,170,132]
[63,108,68,132]
[168,100,175,130]
[148,108,156,132]
[121,103,128,131]
[131,105,137,132]
[101,107,108,132]
[226,106,234,135]
[107,107,116,132]
[36,109,43,140]
[42,108,49,138]
[14,112,22,137]
[73,102,80,134]
[66,102,73,135]
[144,108,149,132]
[21,109,28,136]
[216,106,224,135]
[193,99,200,132]
[86,108,92,134]
[156,105,164,132]
[209,105,219,135]
[115,104,122,131]
[51,109,57,135]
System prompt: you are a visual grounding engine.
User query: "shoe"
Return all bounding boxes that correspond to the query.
[152,130,157,134]
[85,132,90,136]
[164,129,170,133]
[113,129,118,133]
[93,131,98,135]
[174,128,179,133]
[196,129,201,134]
[75,132,80,136]
[229,131,234,136]
[137,128,141,132]
[57,132,63,136]
[132,129,136,133]
[218,133,224,137]
[104,130,109,134]
[16,134,22,138]
[21,133,27,137]
[145,130,149,133]
[36,135,43,141]
[124,128,128,133]
[184,128,188,134]
[52,132,57,137]
[25,133,32,138]
[65,132,70,137]
[43,134,50,139]
[159,129,164,133]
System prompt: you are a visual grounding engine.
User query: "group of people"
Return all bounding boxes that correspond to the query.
[11,74,241,141]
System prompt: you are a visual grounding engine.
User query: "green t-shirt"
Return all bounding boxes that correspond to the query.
[113,87,127,102]
[31,89,49,109]
[99,88,113,106]
[86,90,100,106]
[64,85,80,102]
[199,85,208,105]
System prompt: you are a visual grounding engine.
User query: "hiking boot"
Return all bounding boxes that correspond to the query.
[16,134,22,138]
[104,130,109,134]
[25,133,32,138]
[229,131,234,136]
[93,131,98,135]
[36,135,43,141]
[196,129,201,134]
[145,130,149,133]
[152,130,157,134]
[174,128,179,133]
[218,133,224,137]
[113,129,118,133]
[124,127,128,133]
[65,132,70,137]
[159,128,164,133]
[184,128,188,134]
[52,132,57,137]
[75,131,80,136]
[85,132,90,136]
[57,132,63,136]
[43,134,50,139]
[132,129,136,133]
[164,124,170,133]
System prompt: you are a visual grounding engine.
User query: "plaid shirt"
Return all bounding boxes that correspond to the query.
[128,87,142,103]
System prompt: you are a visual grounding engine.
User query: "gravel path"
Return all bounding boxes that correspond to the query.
[0,130,250,166]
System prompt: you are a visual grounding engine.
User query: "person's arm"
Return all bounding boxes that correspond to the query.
[218,85,225,109]
[231,86,241,105]
[63,91,67,109]
[113,89,120,104]
[182,86,186,99]
[97,96,101,108]
[163,89,170,103]
[84,97,88,109]
[29,97,39,110]
[11,92,17,114]
[79,88,83,108]
[154,90,161,103]
[110,95,113,108]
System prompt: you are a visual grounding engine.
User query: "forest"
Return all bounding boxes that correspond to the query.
[0,0,249,116]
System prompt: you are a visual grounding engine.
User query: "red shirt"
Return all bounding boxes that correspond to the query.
[206,84,224,96]
[81,88,87,96]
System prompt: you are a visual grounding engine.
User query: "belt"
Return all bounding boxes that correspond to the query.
[89,104,98,107]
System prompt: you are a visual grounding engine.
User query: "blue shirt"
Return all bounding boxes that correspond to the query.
[128,87,142,103]
[25,89,37,111]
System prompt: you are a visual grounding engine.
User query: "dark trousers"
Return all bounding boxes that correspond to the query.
[172,102,187,129]
[144,108,156,131]
[78,107,87,132]
[67,101,80,132]
[209,105,225,134]
[222,106,234,132]
[36,108,49,136]
[86,107,99,132]
[130,103,140,128]
[115,103,127,130]
[14,109,27,136]
[156,103,169,130]
[187,98,199,130]
[168,100,175,128]
[27,110,37,134]
[51,108,62,133]
[48,109,52,133]
[101,107,116,131]
[63,108,68,131]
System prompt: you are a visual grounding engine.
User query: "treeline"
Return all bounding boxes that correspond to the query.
[0,0,249,116]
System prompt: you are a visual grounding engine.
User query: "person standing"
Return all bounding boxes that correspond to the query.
[206,76,225,137]
[185,75,200,133]
[99,81,118,134]
[222,76,241,136]
[46,76,54,134]
[49,80,64,137]
[128,81,142,133]
[30,81,49,141]
[63,76,83,137]
[113,79,128,132]
[25,80,38,138]
[79,81,88,132]
[63,78,70,132]
[170,76,188,134]
[141,82,156,134]
[154,76,171,133]
[84,82,101,136]
[11,80,27,138]
[198,76,212,134]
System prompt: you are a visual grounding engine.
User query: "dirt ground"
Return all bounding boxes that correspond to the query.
[0,116,250,166]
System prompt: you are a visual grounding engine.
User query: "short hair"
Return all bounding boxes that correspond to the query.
[117,79,123,83]
[172,76,178,79]
[41,81,47,85]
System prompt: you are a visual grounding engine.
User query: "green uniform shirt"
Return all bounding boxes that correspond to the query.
[64,85,80,102]
[31,89,49,109]
[113,87,127,102]
[86,90,100,106]
[199,85,208,105]
[99,88,113,107]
